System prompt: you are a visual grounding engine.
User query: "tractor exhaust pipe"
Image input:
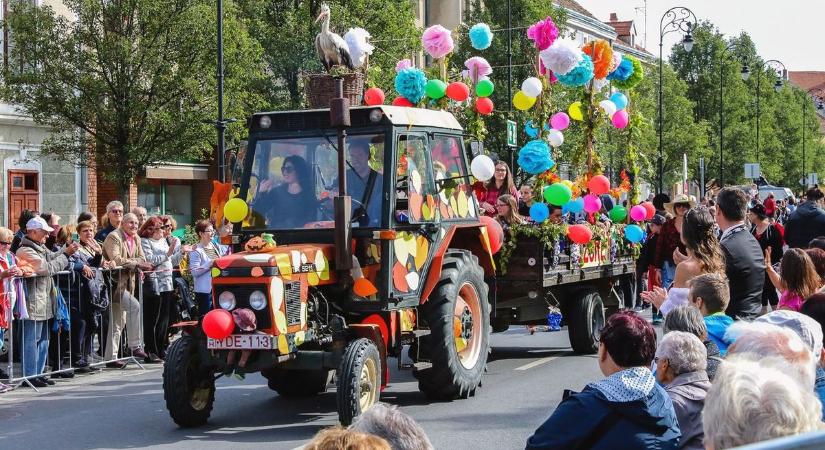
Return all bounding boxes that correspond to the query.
[330,78,353,276]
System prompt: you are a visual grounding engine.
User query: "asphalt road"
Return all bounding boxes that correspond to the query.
[0,326,606,450]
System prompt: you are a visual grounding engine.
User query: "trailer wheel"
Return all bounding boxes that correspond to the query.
[163,335,215,427]
[567,289,605,354]
[415,250,490,400]
[263,368,332,398]
[491,316,510,333]
[337,338,381,426]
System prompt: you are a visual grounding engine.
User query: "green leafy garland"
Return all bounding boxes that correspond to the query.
[498,221,567,274]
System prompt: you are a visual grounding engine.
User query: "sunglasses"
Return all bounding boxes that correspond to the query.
[282,165,295,174]
[675,203,690,209]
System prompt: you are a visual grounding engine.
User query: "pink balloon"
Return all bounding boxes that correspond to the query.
[612,110,629,129]
[550,112,570,131]
[630,204,647,222]
[583,194,602,213]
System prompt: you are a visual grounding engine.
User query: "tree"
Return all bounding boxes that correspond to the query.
[1,0,268,201]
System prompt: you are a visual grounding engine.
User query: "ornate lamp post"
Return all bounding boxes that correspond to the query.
[658,7,697,194]
[718,42,751,187]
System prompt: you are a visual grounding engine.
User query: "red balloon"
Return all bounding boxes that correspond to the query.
[364,87,385,106]
[567,224,593,244]
[587,175,611,196]
[475,97,494,115]
[479,215,504,254]
[392,96,413,107]
[642,202,656,220]
[202,309,234,340]
[446,82,470,102]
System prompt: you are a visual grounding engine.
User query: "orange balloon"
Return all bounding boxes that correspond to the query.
[479,215,504,254]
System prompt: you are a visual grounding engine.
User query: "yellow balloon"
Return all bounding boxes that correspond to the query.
[224,198,249,223]
[513,90,537,111]
[561,180,574,188]
[568,101,584,121]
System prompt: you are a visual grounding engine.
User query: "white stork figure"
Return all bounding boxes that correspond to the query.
[314,3,354,72]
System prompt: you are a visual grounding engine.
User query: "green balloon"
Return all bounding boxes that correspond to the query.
[425,79,447,99]
[609,206,628,222]
[476,78,495,97]
[543,183,572,206]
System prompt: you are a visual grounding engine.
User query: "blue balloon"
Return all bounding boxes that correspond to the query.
[524,120,539,138]
[610,92,628,110]
[625,224,644,243]
[567,197,585,214]
[530,203,549,223]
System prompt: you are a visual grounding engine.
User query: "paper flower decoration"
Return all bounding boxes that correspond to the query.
[540,39,582,76]
[464,56,492,83]
[422,25,454,59]
[609,51,622,73]
[556,54,594,87]
[343,28,374,68]
[582,39,613,79]
[518,139,554,175]
[394,68,428,104]
[611,55,644,89]
[469,23,493,50]
[607,56,634,81]
[395,59,413,73]
[527,16,559,51]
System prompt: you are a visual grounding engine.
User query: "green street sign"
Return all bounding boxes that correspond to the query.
[506,120,517,147]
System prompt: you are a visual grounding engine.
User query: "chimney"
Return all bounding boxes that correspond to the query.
[610,13,618,21]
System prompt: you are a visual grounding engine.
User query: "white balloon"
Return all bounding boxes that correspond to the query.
[547,129,564,148]
[521,77,543,98]
[470,154,495,181]
[599,99,617,117]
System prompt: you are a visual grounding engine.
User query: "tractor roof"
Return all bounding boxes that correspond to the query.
[249,106,463,133]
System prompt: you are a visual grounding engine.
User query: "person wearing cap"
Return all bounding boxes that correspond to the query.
[785,187,825,249]
[749,203,784,314]
[15,216,79,387]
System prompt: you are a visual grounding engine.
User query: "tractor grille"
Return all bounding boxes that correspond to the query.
[216,284,272,330]
[285,282,302,326]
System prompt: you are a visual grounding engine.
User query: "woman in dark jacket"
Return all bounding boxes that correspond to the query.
[526,311,681,450]
[749,203,783,313]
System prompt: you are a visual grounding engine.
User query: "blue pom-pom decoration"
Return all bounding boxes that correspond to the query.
[469,23,493,50]
[524,120,539,138]
[394,68,428,104]
[556,54,594,87]
[607,56,634,81]
[517,139,554,175]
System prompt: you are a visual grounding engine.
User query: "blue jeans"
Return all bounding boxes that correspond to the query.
[662,260,676,289]
[21,319,50,377]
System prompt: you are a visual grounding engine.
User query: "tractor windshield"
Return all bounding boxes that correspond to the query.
[243,133,385,230]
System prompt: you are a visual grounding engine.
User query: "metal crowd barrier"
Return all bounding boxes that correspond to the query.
[733,431,825,449]
[1,266,146,392]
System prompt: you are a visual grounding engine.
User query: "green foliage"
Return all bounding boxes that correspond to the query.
[0,0,268,200]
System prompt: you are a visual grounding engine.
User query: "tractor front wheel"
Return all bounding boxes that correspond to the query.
[336,338,381,425]
[163,335,215,427]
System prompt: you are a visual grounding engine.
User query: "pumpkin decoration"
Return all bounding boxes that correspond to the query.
[244,233,277,252]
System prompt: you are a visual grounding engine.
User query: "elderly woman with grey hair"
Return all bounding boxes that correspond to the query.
[655,331,710,450]
[349,403,433,450]
[663,305,722,380]
[703,355,822,449]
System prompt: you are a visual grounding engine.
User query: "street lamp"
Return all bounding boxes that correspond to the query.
[658,7,698,194]
[753,59,787,164]
[803,87,825,189]
[717,41,750,187]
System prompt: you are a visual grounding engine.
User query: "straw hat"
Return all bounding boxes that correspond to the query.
[664,193,696,215]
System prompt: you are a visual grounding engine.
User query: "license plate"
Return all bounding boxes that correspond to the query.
[207,334,274,350]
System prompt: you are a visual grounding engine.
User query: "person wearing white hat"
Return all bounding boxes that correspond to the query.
[15,217,79,386]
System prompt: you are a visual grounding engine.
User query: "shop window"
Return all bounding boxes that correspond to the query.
[137,180,193,229]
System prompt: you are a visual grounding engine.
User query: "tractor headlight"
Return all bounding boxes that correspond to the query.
[218,291,236,310]
[249,290,267,311]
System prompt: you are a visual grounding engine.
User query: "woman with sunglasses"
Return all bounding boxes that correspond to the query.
[473,161,520,217]
[253,155,318,228]
[654,195,694,288]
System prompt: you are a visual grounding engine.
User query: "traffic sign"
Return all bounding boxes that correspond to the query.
[506,120,517,147]
[744,163,760,179]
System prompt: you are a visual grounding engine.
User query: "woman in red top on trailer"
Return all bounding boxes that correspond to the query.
[473,160,520,217]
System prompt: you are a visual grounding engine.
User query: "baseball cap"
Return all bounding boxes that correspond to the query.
[755,310,824,357]
[650,214,666,226]
[26,216,54,232]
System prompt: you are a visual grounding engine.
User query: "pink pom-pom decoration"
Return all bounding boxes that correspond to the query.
[422,25,454,59]
[464,57,492,84]
[446,82,470,102]
[612,110,629,129]
[395,59,413,73]
[610,51,623,73]
[363,87,385,106]
[583,194,602,213]
[587,175,610,195]
[630,205,647,222]
[392,97,413,107]
[527,16,559,51]
[550,112,570,130]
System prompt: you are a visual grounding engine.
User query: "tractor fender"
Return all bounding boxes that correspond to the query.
[420,224,495,305]
[349,323,389,388]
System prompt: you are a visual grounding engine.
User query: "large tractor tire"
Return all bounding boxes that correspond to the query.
[337,338,381,426]
[163,335,215,427]
[263,368,332,398]
[567,289,605,355]
[414,250,490,400]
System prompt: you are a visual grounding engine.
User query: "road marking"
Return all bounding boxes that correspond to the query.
[514,353,563,371]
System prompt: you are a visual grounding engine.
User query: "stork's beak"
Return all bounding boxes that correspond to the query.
[314,11,326,23]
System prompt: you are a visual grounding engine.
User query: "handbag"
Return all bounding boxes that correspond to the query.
[82,269,110,311]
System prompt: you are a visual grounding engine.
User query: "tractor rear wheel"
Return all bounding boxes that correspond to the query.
[163,335,215,427]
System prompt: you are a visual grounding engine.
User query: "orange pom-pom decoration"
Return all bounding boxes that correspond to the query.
[568,224,593,244]
[583,39,613,79]
[587,175,611,195]
[446,82,470,101]
[364,87,385,106]
[475,97,494,115]
[392,96,414,107]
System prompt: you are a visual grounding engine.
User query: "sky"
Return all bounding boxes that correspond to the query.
[574,0,825,72]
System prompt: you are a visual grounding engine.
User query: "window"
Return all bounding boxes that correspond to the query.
[396,133,434,223]
[137,180,193,230]
[2,0,36,74]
